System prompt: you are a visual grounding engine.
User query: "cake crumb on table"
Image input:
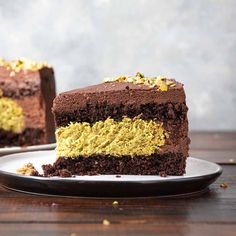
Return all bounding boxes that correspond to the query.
[103,219,110,226]
[51,203,59,207]
[112,201,119,207]
[220,182,228,188]
[70,233,77,236]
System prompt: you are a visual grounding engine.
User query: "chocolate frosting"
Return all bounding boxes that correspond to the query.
[53,81,186,113]
[0,66,42,98]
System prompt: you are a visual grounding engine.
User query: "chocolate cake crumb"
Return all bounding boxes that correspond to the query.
[159,171,167,177]
[42,164,56,177]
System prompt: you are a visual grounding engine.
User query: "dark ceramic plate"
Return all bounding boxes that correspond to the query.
[0,150,222,198]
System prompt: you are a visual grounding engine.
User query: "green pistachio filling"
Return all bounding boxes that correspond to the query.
[56,117,168,158]
[0,97,24,133]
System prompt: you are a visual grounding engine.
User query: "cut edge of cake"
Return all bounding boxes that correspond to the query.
[43,72,189,177]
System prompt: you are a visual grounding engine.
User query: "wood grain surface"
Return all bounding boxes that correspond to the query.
[0,132,235,236]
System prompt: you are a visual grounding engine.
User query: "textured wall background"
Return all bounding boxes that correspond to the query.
[0,0,235,130]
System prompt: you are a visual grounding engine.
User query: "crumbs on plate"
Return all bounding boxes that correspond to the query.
[16,163,39,176]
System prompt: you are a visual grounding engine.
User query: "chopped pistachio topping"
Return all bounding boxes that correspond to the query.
[0,97,24,133]
[112,201,119,206]
[56,117,168,158]
[0,58,51,73]
[103,72,176,91]
[16,163,38,176]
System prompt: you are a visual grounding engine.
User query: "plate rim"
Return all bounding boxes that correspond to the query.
[2,185,210,199]
[0,150,223,183]
[0,150,223,197]
[0,143,56,154]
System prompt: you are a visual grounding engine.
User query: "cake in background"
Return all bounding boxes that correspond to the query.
[0,58,56,147]
[43,72,189,177]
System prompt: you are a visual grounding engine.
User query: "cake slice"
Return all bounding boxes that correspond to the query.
[0,58,56,147]
[44,72,189,176]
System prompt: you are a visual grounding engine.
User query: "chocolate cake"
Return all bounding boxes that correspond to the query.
[44,72,189,177]
[0,58,56,147]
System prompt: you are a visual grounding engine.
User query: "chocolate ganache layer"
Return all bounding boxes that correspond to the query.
[54,102,188,127]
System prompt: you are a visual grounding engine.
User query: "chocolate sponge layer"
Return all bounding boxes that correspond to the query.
[42,153,186,177]
[0,128,46,147]
[54,102,188,127]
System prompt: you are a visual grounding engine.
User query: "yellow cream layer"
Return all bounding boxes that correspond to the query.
[56,117,168,158]
[0,96,24,133]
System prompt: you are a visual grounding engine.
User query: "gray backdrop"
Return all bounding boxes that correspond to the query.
[0,0,235,130]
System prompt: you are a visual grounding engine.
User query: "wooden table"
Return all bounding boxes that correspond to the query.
[0,132,235,236]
